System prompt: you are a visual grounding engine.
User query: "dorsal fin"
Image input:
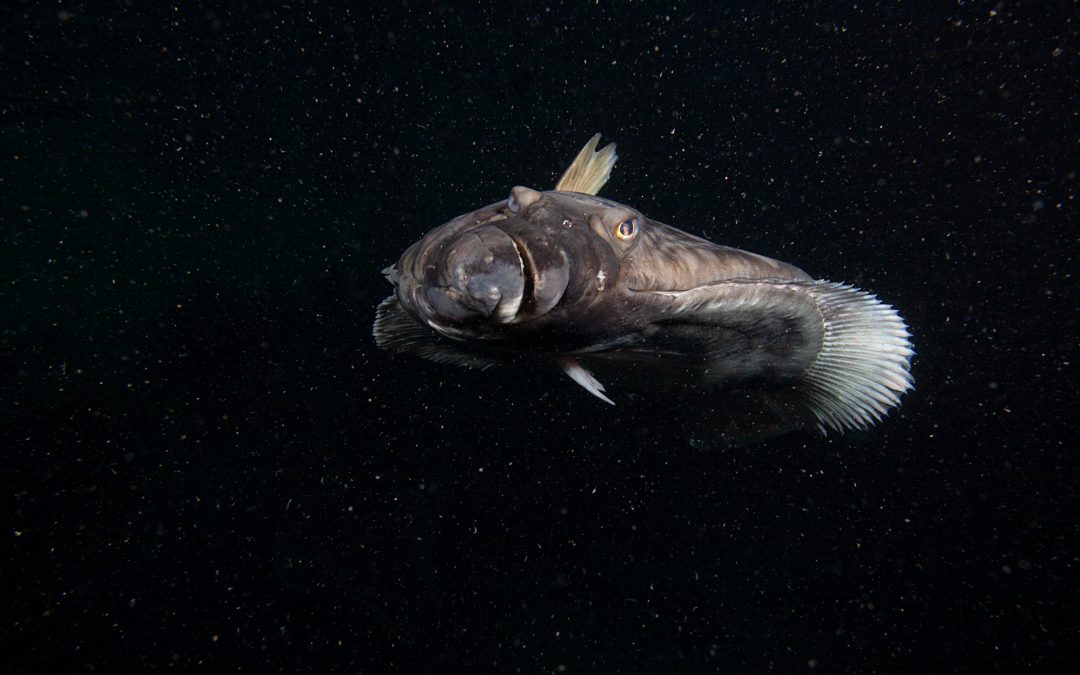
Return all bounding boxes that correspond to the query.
[554,133,618,195]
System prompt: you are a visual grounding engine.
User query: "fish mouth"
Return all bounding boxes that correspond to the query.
[406,226,529,329]
[487,229,526,323]
[503,230,570,322]
[397,224,568,333]
[507,234,536,319]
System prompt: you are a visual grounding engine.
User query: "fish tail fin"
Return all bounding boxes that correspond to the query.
[800,282,914,434]
[555,134,618,195]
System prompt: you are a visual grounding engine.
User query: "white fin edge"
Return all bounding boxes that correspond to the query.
[800,282,914,433]
[554,133,618,195]
[560,356,615,405]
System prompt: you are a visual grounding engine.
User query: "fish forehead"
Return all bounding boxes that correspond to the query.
[418,190,622,236]
[408,192,609,261]
[540,190,629,211]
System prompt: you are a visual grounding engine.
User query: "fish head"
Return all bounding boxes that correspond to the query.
[389,186,639,341]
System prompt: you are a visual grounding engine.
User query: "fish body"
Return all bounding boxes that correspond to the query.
[375,136,913,434]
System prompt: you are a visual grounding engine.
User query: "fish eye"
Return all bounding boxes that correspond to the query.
[616,218,638,240]
[507,193,521,213]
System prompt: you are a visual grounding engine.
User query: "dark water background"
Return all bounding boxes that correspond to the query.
[3,2,1078,672]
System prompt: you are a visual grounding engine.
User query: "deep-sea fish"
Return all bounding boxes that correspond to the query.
[374,135,913,434]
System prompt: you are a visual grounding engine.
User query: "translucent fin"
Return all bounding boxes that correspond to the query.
[799,282,915,433]
[554,133,618,195]
[560,356,615,405]
[373,295,502,370]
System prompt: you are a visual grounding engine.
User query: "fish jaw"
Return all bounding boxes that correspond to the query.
[393,224,527,336]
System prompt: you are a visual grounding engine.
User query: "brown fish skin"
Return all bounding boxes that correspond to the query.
[389,189,826,388]
[375,137,913,434]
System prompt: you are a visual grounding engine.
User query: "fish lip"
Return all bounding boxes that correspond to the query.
[402,226,527,327]
[502,229,571,321]
[505,233,536,319]
[491,229,526,323]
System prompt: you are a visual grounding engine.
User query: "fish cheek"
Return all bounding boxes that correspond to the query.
[586,213,616,245]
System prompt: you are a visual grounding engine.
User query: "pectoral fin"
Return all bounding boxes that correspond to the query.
[637,279,913,433]
[560,356,615,405]
[373,295,503,370]
[795,281,914,433]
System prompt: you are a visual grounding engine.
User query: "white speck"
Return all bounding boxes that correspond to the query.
[596,269,606,291]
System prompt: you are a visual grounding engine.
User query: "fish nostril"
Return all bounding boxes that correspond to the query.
[509,186,542,213]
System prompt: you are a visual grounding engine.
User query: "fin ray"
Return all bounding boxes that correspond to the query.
[373,295,502,370]
[635,279,913,433]
[560,356,616,405]
[554,134,618,195]
[798,282,914,433]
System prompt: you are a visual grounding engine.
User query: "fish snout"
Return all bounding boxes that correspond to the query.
[424,226,525,325]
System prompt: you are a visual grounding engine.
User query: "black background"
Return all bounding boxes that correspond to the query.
[3,1,1078,672]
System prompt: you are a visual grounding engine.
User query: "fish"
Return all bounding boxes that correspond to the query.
[374,135,913,435]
